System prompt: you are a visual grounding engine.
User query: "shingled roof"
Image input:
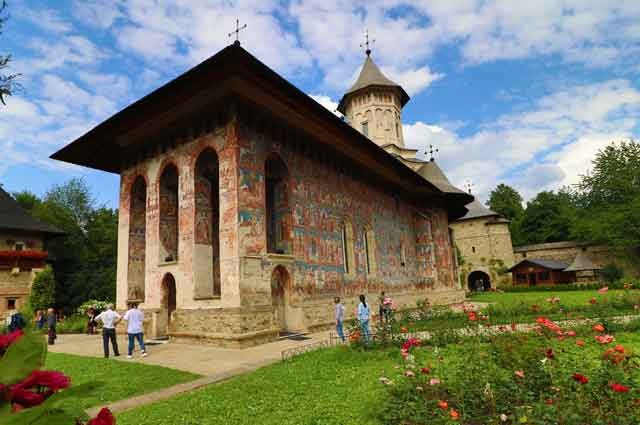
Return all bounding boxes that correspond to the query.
[456,198,504,221]
[507,259,569,272]
[0,187,62,235]
[564,250,600,272]
[337,54,410,113]
[417,160,473,219]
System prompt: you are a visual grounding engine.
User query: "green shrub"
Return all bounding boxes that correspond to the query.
[57,315,87,334]
[601,263,624,283]
[29,266,56,312]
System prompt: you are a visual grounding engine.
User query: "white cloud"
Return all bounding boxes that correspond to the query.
[18,8,72,33]
[404,79,640,200]
[71,0,123,29]
[309,94,341,116]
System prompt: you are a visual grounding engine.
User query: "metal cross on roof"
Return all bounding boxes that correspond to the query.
[464,180,474,194]
[360,29,375,56]
[228,18,247,45]
[427,144,439,161]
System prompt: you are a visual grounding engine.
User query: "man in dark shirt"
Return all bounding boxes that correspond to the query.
[47,308,57,345]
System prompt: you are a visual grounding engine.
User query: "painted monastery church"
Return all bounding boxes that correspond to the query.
[52,42,473,347]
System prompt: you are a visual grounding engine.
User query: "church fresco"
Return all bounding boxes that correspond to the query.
[159,164,179,262]
[127,176,147,301]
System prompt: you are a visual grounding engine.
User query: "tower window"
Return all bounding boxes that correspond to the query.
[14,242,24,251]
[362,122,369,137]
[7,299,16,310]
[472,246,476,253]
[395,122,399,138]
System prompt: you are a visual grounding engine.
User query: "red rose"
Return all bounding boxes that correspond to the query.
[545,348,555,359]
[87,408,116,425]
[0,330,23,351]
[614,345,625,353]
[608,383,630,393]
[572,373,589,384]
[576,339,585,347]
[589,298,597,305]
[18,370,71,392]
[420,367,430,374]
[545,399,554,405]
[7,387,46,411]
[437,400,448,410]
[592,324,605,333]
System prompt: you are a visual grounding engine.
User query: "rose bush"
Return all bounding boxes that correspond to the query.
[378,314,639,425]
[0,330,114,424]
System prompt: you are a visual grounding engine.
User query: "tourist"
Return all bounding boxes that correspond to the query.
[46,308,57,345]
[334,297,345,343]
[7,308,26,332]
[123,302,147,359]
[357,294,371,342]
[34,309,46,330]
[95,304,121,358]
[87,306,97,335]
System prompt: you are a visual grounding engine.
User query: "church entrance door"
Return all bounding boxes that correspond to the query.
[160,273,177,337]
[271,266,290,333]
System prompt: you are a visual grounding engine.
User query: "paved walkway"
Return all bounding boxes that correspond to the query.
[48,331,333,416]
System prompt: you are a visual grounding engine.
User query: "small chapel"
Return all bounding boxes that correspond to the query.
[52,40,472,347]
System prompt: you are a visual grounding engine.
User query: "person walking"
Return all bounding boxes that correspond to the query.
[357,294,371,342]
[87,307,97,335]
[334,297,346,343]
[46,308,57,345]
[35,310,46,330]
[123,303,147,359]
[95,304,121,358]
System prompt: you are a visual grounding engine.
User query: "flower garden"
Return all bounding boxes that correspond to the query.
[1,288,639,424]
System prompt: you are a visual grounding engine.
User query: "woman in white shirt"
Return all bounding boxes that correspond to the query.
[357,294,371,342]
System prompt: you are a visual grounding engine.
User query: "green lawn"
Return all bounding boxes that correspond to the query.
[117,347,395,425]
[44,353,200,411]
[470,288,640,309]
[116,329,640,425]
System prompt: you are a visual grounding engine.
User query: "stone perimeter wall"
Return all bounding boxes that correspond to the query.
[116,110,464,347]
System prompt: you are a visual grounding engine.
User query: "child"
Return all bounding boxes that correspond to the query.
[357,294,371,342]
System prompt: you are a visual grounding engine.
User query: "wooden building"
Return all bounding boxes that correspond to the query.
[507,259,575,286]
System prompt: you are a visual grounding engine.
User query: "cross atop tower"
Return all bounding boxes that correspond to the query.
[464,180,474,194]
[228,18,247,45]
[360,29,375,56]
[427,144,439,161]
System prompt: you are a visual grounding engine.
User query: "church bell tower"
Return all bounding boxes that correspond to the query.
[338,40,421,168]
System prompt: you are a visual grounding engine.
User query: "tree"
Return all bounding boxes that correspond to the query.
[29,266,56,312]
[573,140,640,249]
[0,1,20,105]
[487,184,524,221]
[487,184,526,245]
[25,178,118,312]
[519,190,577,245]
[12,190,41,213]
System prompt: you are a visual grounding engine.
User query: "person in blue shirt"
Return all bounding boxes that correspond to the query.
[334,297,345,343]
[357,294,371,342]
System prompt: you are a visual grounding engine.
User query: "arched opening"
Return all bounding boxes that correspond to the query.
[159,164,179,263]
[468,270,491,292]
[160,273,177,336]
[127,176,146,301]
[194,149,220,298]
[265,154,291,254]
[271,265,290,333]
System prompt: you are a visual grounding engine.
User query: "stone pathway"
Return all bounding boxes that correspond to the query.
[48,331,332,416]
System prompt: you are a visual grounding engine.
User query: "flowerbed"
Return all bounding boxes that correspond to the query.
[379,315,640,424]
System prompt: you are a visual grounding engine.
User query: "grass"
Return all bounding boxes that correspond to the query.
[44,352,200,411]
[117,347,396,425]
[470,288,640,308]
[116,328,640,425]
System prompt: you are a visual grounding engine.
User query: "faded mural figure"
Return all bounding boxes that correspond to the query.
[127,176,146,301]
[195,149,221,297]
[159,165,179,262]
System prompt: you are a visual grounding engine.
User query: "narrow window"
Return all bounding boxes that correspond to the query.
[364,227,376,275]
[7,299,16,310]
[472,246,476,253]
[362,121,369,137]
[341,225,349,274]
[400,242,406,267]
[14,242,24,251]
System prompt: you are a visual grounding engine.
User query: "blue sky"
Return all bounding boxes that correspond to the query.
[1,0,639,208]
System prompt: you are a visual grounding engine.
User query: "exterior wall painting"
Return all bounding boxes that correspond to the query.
[115,112,464,347]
